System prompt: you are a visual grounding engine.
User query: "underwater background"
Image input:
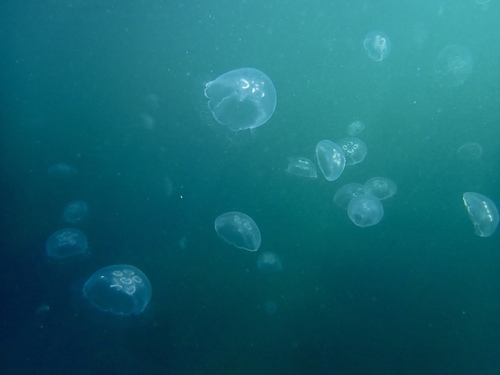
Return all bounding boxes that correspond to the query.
[1,0,499,374]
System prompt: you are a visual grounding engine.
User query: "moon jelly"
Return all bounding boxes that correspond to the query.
[215,211,262,251]
[363,177,397,200]
[315,140,346,182]
[285,157,318,179]
[337,137,367,165]
[456,142,482,161]
[346,120,365,136]
[462,192,499,237]
[257,251,282,273]
[46,228,88,259]
[83,265,152,316]
[62,200,88,223]
[334,183,365,209]
[363,31,391,62]
[434,45,473,87]
[347,194,384,228]
[204,68,277,131]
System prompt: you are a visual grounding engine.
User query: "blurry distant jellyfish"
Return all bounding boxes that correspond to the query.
[35,304,50,315]
[204,68,277,131]
[46,228,88,259]
[264,299,278,315]
[62,200,88,223]
[346,120,365,136]
[336,137,367,165]
[334,183,365,209]
[285,157,318,179]
[164,176,174,198]
[456,142,482,161]
[140,113,155,130]
[363,177,397,200]
[257,251,282,273]
[47,163,77,177]
[144,93,160,110]
[178,236,188,250]
[462,192,499,237]
[214,211,261,251]
[434,44,473,87]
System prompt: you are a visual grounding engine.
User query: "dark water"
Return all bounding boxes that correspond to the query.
[1,0,499,374]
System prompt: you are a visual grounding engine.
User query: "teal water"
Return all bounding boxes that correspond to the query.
[1,0,499,374]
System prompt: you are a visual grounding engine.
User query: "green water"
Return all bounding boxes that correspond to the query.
[1,0,499,374]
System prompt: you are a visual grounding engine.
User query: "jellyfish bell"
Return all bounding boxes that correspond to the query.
[72,265,154,327]
[205,68,277,132]
[215,211,261,251]
[462,192,499,237]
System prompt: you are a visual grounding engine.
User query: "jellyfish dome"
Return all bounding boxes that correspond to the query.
[83,265,152,316]
[215,211,261,251]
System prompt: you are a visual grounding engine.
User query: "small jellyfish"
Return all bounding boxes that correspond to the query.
[348,194,384,227]
[363,31,391,62]
[462,192,499,237]
[164,176,174,198]
[336,137,367,166]
[140,113,155,130]
[285,157,318,179]
[178,236,188,249]
[215,212,261,251]
[35,304,50,315]
[257,252,282,273]
[46,228,88,259]
[264,299,278,315]
[204,68,277,131]
[315,140,346,182]
[47,163,77,177]
[363,177,397,200]
[434,45,473,87]
[83,265,152,316]
[346,120,365,136]
[334,183,365,209]
[62,200,88,223]
[456,142,482,161]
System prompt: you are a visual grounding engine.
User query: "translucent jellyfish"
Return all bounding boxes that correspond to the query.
[315,140,346,182]
[264,299,278,315]
[215,211,261,251]
[347,194,384,227]
[456,142,482,161]
[336,137,367,165]
[363,31,391,62]
[257,251,282,273]
[83,265,152,316]
[334,183,365,209]
[462,192,499,237]
[45,228,88,259]
[164,176,174,198]
[62,200,88,223]
[47,163,77,177]
[434,45,473,87]
[285,157,318,179]
[346,120,365,136]
[178,236,188,249]
[363,177,397,200]
[204,68,277,131]
[140,113,155,130]
[35,304,50,315]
